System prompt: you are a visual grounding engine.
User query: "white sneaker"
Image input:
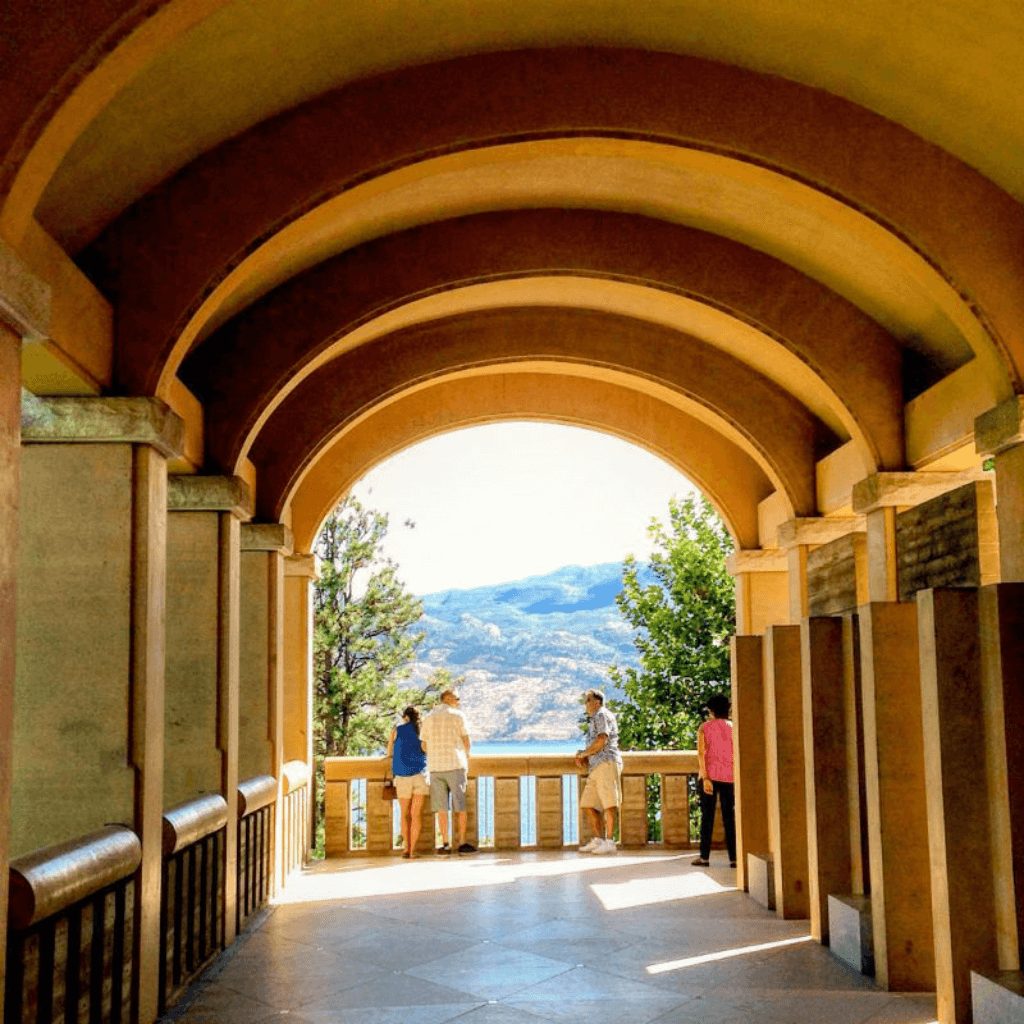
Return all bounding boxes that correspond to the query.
[580,836,603,853]
[596,838,617,855]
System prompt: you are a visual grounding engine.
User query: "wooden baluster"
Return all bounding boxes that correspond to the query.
[494,777,521,849]
[578,775,596,847]
[620,775,648,847]
[536,777,563,848]
[465,777,479,848]
[366,781,392,854]
[324,780,350,856]
[661,774,691,848]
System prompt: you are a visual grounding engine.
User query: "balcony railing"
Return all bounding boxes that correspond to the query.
[324,750,721,856]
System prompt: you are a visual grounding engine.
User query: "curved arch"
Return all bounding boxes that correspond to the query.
[81,50,1024,396]
[182,209,901,476]
[287,374,778,552]
[248,307,836,523]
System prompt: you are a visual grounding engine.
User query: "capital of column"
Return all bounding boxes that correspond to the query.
[776,516,864,550]
[851,470,986,514]
[241,523,293,554]
[285,552,322,581]
[0,237,50,341]
[726,548,788,574]
[168,474,253,519]
[975,396,1024,456]
[20,396,184,459]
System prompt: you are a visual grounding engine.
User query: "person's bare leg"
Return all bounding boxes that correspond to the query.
[408,794,424,857]
[604,807,617,844]
[437,810,450,848]
[399,797,412,855]
[456,810,468,846]
[585,806,603,838]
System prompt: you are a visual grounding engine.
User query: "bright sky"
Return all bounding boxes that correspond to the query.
[349,422,696,595]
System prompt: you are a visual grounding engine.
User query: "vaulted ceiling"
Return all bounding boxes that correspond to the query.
[6,1,1022,547]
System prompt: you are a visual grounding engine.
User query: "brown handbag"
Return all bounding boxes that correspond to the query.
[382,777,398,801]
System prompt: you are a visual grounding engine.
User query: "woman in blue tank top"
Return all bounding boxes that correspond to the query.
[386,707,429,858]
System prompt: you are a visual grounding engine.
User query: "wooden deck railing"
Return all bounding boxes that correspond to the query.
[324,751,712,857]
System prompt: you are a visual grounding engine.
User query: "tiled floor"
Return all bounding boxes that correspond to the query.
[160,851,938,1024]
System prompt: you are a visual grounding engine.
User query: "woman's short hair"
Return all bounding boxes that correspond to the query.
[703,693,731,719]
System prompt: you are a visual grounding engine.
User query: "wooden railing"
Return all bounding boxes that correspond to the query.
[324,751,710,857]
[5,826,141,1024]
[236,775,276,934]
[158,795,227,1014]
[281,760,311,877]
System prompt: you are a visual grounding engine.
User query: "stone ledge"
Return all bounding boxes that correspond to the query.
[747,852,775,910]
[20,396,184,458]
[168,474,253,518]
[0,237,50,340]
[972,970,1024,1023]
[975,396,1024,456]
[285,552,321,579]
[777,516,864,549]
[828,894,874,976]
[852,471,988,513]
[727,549,787,574]
[241,522,293,553]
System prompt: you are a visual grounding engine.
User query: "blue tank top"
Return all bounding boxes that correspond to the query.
[392,721,426,776]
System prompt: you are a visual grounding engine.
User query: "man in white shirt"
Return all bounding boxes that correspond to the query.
[419,689,476,854]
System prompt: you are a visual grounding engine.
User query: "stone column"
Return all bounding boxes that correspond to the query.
[978,583,1024,972]
[917,588,999,1024]
[764,624,809,919]
[284,552,320,870]
[240,523,292,892]
[166,475,252,945]
[18,397,182,1024]
[859,601,935,991]
[731,635,768,892]
[1,238,50,1003]
[801,616,851,943]
[727,549,788,633]
[976,397,1024,582]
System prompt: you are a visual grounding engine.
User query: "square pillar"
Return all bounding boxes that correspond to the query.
[918,588,999,1024]
[764,624,809,919]
[0,324,22,1007]
[166,475,252,945]
[859,601,935,991]
[240,524,292,893]
[731,635,768,891]
[841,614,870,895]
[801,616,851,943]
[284,552,319,874]
[727,548,788,634]
[18,396,182,1024]
[975,398,1024,582]
[978,583,1024,971]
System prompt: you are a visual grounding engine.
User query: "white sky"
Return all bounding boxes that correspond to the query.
[349,422,696,595]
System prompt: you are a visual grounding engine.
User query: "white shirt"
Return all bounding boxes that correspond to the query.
[419,704,470,772]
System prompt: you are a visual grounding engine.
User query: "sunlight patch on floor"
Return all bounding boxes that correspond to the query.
[646,934,813,973]
[591,870,736,910]
[273,852,678,903]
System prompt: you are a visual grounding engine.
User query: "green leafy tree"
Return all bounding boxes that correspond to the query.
[608,494,735,752]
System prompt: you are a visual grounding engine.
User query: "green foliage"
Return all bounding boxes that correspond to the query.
[608,494,735,753]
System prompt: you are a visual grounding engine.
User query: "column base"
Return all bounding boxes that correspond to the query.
[747,852,775,910]
[972,971,1024,1023]
[828,894,874,976]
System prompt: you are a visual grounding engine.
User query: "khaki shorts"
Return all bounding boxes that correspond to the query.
[580,760,622,810]
[395,772,429,799]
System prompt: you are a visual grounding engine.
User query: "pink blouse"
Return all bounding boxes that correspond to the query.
[702,718,735,783]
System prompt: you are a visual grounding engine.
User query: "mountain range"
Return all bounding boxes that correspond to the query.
[405,562,653,741]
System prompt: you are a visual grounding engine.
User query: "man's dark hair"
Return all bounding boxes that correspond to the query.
[584,688,605,706]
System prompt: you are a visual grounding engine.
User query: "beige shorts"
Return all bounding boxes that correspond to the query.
[580,760,622,810]
[395,772,429,799]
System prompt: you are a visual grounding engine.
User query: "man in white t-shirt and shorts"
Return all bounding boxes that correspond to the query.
[575,688,622,854]
[419,689,477,854]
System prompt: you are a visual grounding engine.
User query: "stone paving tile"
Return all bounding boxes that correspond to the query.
[158,852,939,1024]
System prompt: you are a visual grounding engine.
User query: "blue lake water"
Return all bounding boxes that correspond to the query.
[472,740,580,756]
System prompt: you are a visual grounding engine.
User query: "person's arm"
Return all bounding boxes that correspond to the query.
[697,723,712,793]
[385,727,396,766]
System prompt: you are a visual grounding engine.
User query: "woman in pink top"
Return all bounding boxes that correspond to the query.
[692,693,736,868]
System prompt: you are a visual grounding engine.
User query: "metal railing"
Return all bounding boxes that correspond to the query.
[324,751,713,856]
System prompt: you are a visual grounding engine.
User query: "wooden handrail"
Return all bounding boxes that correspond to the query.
[8,825,141,929]
[326,749,699,781]
[282,759,311,794]
[237,775,277,817]
[162,794,228,855]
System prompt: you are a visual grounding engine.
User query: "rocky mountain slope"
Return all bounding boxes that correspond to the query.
[406,562,651,741]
